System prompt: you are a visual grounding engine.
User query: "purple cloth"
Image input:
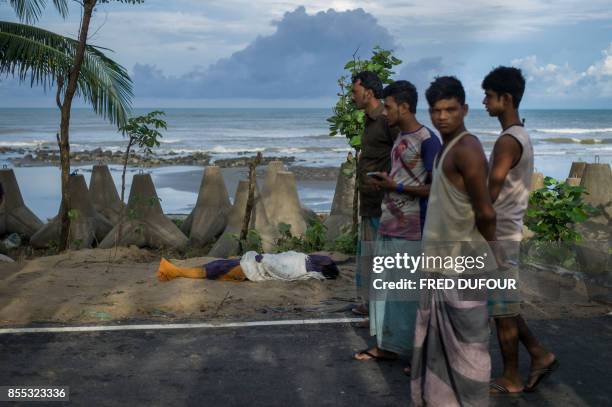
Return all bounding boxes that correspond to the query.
[203,259,241,280]
[306,254,339,279]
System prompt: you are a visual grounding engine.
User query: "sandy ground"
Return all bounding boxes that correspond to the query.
[0,247,609,327]
[0,247,358,326]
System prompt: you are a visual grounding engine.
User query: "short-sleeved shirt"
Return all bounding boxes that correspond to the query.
[357,104,399,218]
[378,126,441,240]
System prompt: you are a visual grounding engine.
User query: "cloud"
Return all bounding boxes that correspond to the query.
[397,57,445,92]
[512,42,612,100]
[132,7,396,99]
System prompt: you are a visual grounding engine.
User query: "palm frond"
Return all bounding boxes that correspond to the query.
[8,0,69,24]
[0,20,133,127]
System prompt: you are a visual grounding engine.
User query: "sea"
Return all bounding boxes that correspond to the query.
[1,108,611,219]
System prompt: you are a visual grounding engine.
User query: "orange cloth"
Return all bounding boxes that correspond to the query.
[215,265,247,281]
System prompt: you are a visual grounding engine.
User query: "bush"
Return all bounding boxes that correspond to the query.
[525,176,597,242]
[275,219,328,253]
[232,229,263,254]
[524,176,598,267]
[329,229,358,255]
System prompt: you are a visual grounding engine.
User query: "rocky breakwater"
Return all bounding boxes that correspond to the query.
[6,147,212,167]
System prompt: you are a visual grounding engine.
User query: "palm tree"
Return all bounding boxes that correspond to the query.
[1,0,140,250]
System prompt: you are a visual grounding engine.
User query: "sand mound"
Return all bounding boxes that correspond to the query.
[0,250,356,326]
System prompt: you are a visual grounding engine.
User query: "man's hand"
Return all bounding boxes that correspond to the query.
[368,172,396,191]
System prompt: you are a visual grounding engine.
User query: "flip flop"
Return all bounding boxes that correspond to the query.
[524,359,560,392]
[354,349,398,361]
[489,382,523,397]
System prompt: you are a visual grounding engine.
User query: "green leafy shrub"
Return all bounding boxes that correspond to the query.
[329,229,358,255]
[525,176,598,242]
[275,219,328,253]
[524,176,598,267]
[232,229,263,254]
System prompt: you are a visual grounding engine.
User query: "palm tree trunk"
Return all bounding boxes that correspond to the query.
[58,0,97,251]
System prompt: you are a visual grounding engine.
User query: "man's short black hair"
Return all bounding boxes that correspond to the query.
[352,71,383,99]
[425,76,466,107]
[383,80,418,113]
[482,66,525,108]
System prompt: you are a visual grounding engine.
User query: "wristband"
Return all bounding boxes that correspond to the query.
[395,183,404,194]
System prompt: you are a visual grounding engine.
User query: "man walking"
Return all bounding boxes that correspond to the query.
[483,66,558,395]
[411,76,496,407]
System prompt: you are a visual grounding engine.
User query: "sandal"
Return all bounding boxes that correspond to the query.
[489,382,523,396]
[525,359,560,392]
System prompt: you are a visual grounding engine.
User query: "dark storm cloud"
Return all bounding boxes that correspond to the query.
[133,6,396,99]
[396,56,445,94]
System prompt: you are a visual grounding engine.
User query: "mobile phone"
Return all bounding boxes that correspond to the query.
[367,172,384,181]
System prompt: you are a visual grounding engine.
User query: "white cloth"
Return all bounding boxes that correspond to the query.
[239,251,325,282]
[490,125,534,241]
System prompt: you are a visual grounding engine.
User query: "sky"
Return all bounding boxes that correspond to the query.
[1,0,611,108]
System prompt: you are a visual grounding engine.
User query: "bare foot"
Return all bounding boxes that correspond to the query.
[526,352,557,388]
[490,377,523,394]
[157,258,180,282]
[354,347,398,361]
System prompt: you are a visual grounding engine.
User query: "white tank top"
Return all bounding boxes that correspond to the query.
[423,132,486,243]
[490,125,534,241]
[422,132,496,274]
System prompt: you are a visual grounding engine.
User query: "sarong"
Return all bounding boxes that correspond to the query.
[411,285,490,407]
[369,236,418,355]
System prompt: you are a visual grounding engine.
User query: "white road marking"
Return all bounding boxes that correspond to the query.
[0,317,367,335]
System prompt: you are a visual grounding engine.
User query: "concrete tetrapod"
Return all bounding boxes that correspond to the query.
[30,174,113,249]
[575,163,612,297]
[263,171,307,237]
[0,168,43,238]
[324,161,355,241]
[531,172,545,191]
[89,165,125,225]
[261,160,285,203]
[181,166,231,246]
[568,161,587,179]
[208,180,278,258]
[260,161,317,225]
[98,173,188,250]
[579,163,612,211]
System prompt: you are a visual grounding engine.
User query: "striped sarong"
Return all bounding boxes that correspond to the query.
[411,285,490,407]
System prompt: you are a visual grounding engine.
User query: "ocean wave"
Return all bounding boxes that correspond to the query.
[0,140,49,147]
[536,128,612,134]
[309,134,343,139]
[274,148,307,154]
[538,137,612,144]
[533,151,568,156]
[158,138,182,144]
[207,146,266,154]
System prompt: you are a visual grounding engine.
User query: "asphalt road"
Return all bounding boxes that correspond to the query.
[1,316,611,406]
